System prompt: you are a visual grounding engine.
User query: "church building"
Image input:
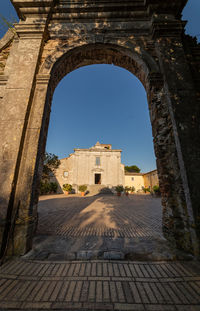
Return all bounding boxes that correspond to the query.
[55,142,124,193]
[53,142,158,193]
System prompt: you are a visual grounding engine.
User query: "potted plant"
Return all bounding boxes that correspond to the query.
[153,185,161,197]
[142,186,150,194]
[63,183,72,195]
[130,186,135,194]
[79,184,87,196]
[115,185,124,196]
[125,186,131,196]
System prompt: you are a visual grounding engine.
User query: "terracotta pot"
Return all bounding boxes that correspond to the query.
[64,191,69,195]
[125,192,129,196]
[81,192,85,197]
[117,192,121,197]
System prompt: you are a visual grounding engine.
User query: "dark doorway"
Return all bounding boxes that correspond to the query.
[95,174,101,184]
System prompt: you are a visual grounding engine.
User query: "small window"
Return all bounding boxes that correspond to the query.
[63,171,68,177]
[131,177,134,181]
[96,157,100,166]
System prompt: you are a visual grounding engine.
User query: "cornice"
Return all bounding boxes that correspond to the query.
[14,23,47,39]
[11,0,188,23]
[151,20,186,39]
[11,0,56,20]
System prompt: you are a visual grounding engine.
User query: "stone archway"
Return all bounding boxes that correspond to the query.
[0,0,199,260]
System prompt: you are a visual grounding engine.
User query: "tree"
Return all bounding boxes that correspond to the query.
[42,152,61,180]
[125,165,141,173]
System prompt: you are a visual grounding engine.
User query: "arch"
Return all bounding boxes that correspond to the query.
[32,42,196,255]
[40,42,160,94]
[1,1,199,259]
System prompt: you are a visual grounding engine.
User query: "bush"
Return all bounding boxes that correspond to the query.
[40,181,58,195]
[79,184,87,192]
[125,186,131,192]
[142,186,150,193]
[50,182,58,193]
[63,183,72,192]
[131,186,135,193]
[153,185,161,195]
[115,185,124,193]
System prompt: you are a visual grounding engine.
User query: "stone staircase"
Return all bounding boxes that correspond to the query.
[87,184,114,196]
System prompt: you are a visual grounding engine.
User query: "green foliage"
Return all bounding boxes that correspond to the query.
[142,186,150,193]
[50,182,58,193]
[42,152,61,180]
[115,185,124,193]
[131,186,135,193]
[40,181,58,195]
[63,183,72,192]
[79,184,87,192]
[153,185,161,195]
[125,186,131,192]
[125,165,141,173]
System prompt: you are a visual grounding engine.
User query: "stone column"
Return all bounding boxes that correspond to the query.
[0,18,51,257]
[149,16,199,254]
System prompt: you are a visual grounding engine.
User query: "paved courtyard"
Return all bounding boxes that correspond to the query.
[1,194,200,310]
[37,194,163,239]
[24,194,177,261]
[0,258,200,310]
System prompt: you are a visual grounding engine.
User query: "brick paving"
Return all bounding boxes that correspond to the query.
[1,195,200,310]
[24,194,175,261]
[38,194,163,239]
[1,259,200,310]
[24,194,190,261]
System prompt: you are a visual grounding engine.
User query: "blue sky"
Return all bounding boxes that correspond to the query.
[0,1,200,172]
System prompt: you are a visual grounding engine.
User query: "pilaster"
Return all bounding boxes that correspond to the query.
[150,14,200,254]
[0,13,52,258]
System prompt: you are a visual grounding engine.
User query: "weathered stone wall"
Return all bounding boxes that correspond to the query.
[0,0,199,259]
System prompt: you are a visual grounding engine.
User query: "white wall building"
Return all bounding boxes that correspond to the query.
[54,142,124,193]
[53,142,158,193]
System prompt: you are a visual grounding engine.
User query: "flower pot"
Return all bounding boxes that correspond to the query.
[64,191,69,195]
[117,192,121,197]
[125,192,129,196]
[81,192,85,197]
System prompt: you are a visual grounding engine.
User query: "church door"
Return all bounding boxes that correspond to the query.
[95,174,101,184]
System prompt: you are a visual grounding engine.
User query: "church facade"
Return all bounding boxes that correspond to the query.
[53,142,158,193]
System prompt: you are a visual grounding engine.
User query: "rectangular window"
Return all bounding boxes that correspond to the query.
[96,157,100,166]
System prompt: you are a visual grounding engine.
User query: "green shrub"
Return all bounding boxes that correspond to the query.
[153,185,161,195]
[115,185,124,193]
[63,183,72,192]
[50,182,58,193]
[79,184,87,192]
[40,181,58,195]
[131,186,135,193]
[125,186,131,192]
[142,186,150,193]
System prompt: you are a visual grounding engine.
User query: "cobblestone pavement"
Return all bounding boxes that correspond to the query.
[23,194,179,261]
[0,259,200,310]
